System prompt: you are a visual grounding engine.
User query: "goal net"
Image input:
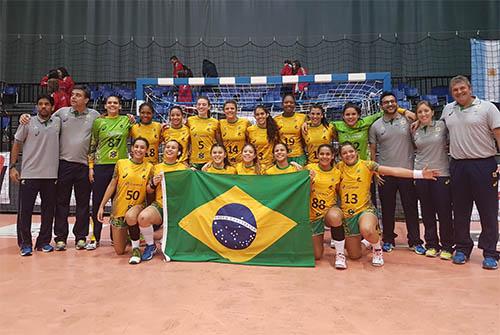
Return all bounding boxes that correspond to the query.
[136,72,391,123]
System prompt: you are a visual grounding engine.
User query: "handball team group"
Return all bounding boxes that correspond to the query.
[10,75,500,269]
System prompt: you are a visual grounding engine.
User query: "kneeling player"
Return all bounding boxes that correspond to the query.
[305,144,341,260]
[137,140,187,261]
[329,142,439,269]
[97,137,153,264]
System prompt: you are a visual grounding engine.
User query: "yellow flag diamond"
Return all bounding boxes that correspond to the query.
[179,186,297,263]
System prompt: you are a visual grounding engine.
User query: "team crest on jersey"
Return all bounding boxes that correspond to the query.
[109,150,117,159]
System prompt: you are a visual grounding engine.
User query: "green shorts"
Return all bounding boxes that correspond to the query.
[288,154,307,167]
[110,216,126,228]
[342,207,378,237]
[310,217,325,236]
[149,201,164,221]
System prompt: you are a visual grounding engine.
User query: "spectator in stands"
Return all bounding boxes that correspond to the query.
[10,95,60,256]
[20,86,100,251]
[280,60,293,96]
[281,60,293,76]
[47,78,70,112]
[369,92,424,255]
[170,55,184,78]
[40,69,59,86]
[411,100,454,260]
[441,75,500,269]
[177,69,193,103]
[202,59,218,77]
[292,60,308,98]
[56,67,75,98]
[40,67,74,100]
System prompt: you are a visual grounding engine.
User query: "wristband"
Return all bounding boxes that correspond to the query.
[413,170,424,179]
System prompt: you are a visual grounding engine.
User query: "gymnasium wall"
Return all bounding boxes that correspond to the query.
[1,0,499,82]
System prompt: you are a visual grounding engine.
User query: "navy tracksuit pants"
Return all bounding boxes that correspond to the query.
[379,176,423,247]
[415,177,454,252]
[450,157,499,260]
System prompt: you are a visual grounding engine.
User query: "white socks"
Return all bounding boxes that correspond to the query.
[140,225,154,245]
[371,240,381,250]
[131,239,140,249]
[333,240,345,255]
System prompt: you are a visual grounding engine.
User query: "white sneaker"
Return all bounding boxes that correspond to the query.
[372,249,384,267]
[129,248,141,265]
[85,240,98,251]
[335,253,347,269]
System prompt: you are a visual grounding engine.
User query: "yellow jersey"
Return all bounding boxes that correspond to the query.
[153,161,188,207]
[162,124,190,163]
[305,163,341,221]
[206,165,237,175]
[247,124,274,170]
[130,122,163,164]
[274,112,307,157]
[265,164,299,175]
[304,124,335,164]
[111,159,153,218]
[220,118,251,164]
[187,116,219,164]
[336,159,379,218]
[235,162,259,175]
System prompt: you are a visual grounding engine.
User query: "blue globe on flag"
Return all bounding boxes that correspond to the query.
[212,203,257,250]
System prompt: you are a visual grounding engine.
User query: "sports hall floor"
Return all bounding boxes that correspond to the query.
[0,214,498,335]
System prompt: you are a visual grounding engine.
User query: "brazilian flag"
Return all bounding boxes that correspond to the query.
[162,170,314,267]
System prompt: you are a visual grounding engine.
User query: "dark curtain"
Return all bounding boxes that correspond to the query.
[1,0,499,82]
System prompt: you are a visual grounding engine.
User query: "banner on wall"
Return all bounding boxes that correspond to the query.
[471,39,500,102]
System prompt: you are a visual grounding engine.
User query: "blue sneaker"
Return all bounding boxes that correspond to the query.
[482,257,498,270]
[452,251,468,264]
[20,246,33,256]
[410,244,426,255]
[382,242,394,253]
[141,244,157,261]
[36,244,54,253]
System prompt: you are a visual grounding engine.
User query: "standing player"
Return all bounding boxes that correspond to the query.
[441,75,500,269]
[219,100,251,164]
[274,94,307,166]
[162,106,190,164]
[302,104,335,164]
[202,144,237,174]
[130,102,163,165]
[88,95,131,250]
[137,140,188,261]
[97,137,153,264]
[369,92,424,254]
[247,106,280,170]
[187,96,221,169]
[330,142,439,269]
[10,95,60,256]
[305,144,341,260]
[411,101,454,259]
[265,142,302,175]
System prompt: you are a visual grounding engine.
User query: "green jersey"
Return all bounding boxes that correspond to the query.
[89,115,131,166]
[331,112,382,160]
